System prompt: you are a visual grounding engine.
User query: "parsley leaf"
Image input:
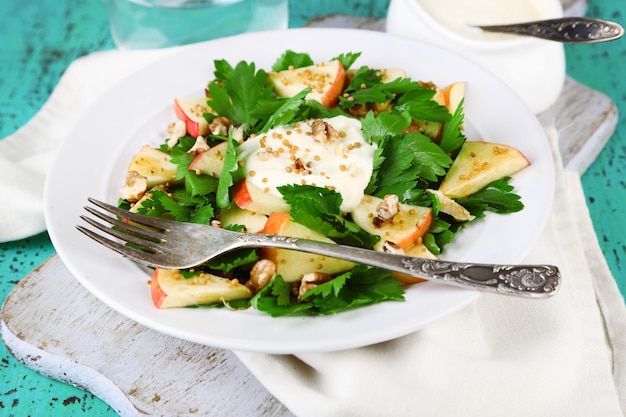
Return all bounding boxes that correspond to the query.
[207,60,274,133]
[259,88,311,132]
[250,275,312,317]
[456,177,524,218]
[216,135,243,209]
[423,218,459,255]
[366,129,452,198]
[252,266,404,316]
[278,184,379,248]
[439,98,467,155]
[332,52,361,70]
[184,171,219,197]
[339,66,392,108]
[304,266,404,314]
[204,249,259,273]
[133,189,215,223]
[272,50,315,71]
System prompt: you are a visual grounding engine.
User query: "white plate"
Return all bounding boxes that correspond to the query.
[44,28,554,354]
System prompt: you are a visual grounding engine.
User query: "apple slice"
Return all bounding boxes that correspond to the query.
[410,83,448,140]
[217,205,268,233]
[268,60,345,107]
[413,119,443,141]
[438,141,530,199]
[380,68,407,83]
[391,243,437,285]
[427,189,475,222]
[127,145,178,187]
[151,267,252,309]
[261,212,355,282]
[351,195,433,251]
[174,97,211,138]
[441,81,465,114]
[187,141,228,177]
[232,179,290,216]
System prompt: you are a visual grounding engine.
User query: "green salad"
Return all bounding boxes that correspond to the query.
[117,50,529,316]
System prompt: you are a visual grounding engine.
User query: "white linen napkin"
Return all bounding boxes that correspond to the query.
[1,49,624,417]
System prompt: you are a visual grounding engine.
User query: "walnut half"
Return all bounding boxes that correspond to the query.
[246,259,277,294]
[373,194,400,227]
[311,119,340,144]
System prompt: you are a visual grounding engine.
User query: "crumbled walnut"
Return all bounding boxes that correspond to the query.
[373,194,400,227]
[188,136,211,155]
[311,119,340,144]
[246,259,277,293]
[166,119,187,148]
[298,272,332,301]
[119,171,148,202]
[232,125,245,143]
[210,219,222,228]
[381,241,405,254]
[209,116,235,136]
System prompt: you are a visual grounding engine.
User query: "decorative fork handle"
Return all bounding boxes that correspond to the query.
[235,233,560,298]
[477,17,624,44]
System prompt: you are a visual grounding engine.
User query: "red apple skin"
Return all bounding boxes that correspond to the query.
[259,212,290,265]
[150,267,252,308]
[260,212,354,282]
[268,60,346,108]
[174,97,210,138]
[232,179,290,216]
[390,244,437,285]
[260,211,290,234]
[232,180,253,208]
[320,61,345,107]
[351,195,433,251]
[441,81,466,114]
[151,268,167,309]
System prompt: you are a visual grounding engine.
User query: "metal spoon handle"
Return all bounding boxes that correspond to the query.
[477,17,624,44]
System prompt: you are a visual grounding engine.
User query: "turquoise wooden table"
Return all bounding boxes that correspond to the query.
[0,0,624,415]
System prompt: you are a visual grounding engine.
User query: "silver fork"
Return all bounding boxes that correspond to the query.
[77,198,561,298]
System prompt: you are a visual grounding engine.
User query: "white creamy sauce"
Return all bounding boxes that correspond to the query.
[238,116,376,212]
[417,0,548,39]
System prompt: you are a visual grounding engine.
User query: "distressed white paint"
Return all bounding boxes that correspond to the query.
[1,255,295,417]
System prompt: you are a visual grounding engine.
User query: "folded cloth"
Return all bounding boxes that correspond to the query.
[236,129,626,417]
[1,48,624,417]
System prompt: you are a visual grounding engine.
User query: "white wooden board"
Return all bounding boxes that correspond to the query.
[1,255,294,417]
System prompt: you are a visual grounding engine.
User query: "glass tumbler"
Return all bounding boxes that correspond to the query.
[108,0,289,49]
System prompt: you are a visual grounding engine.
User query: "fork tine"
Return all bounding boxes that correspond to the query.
[79,213,164,254]
[83,206,165,243]
[76,225,167,267]
[88,197,176,230]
